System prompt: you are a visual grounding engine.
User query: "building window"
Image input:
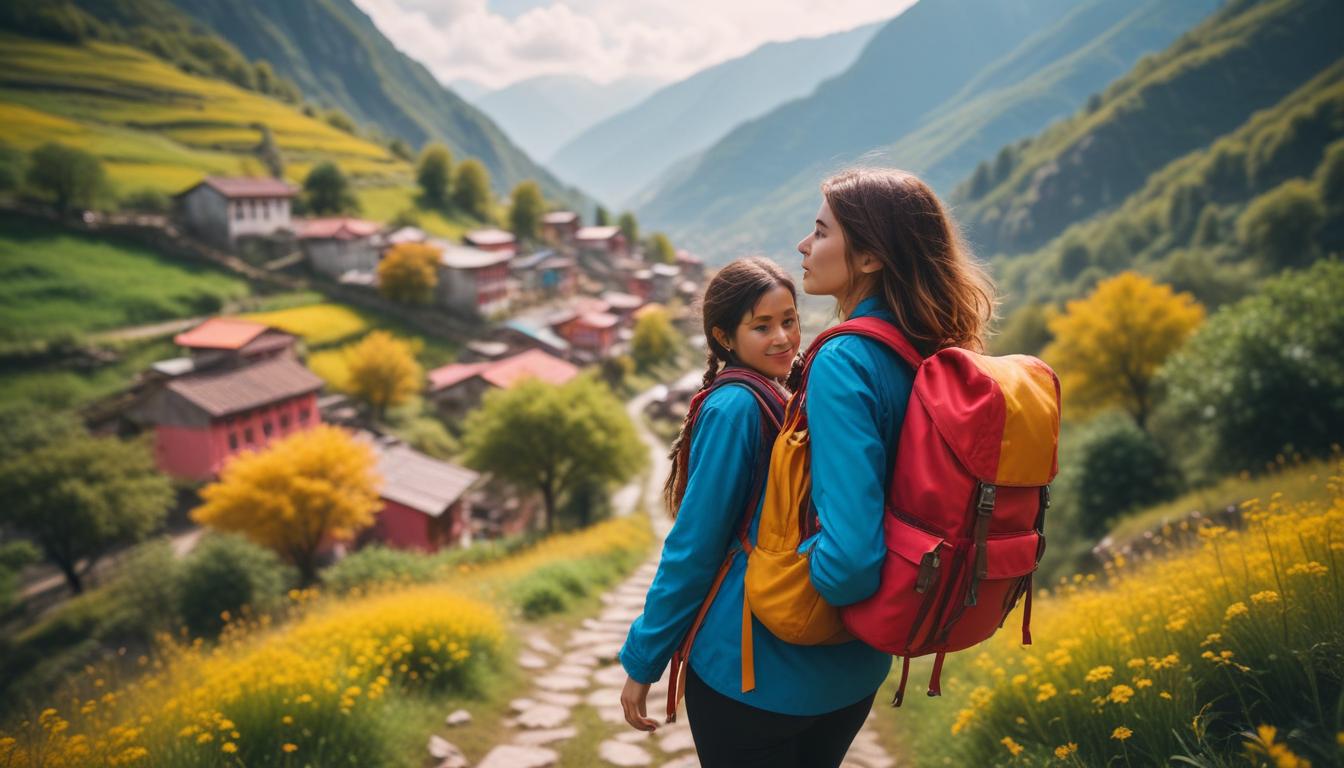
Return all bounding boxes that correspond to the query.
[234,203,243,221]
[280,413,291,429]
[263,421,273,438]
[228,432,238,450]
[298,408,310,424]
[244,427,255,443]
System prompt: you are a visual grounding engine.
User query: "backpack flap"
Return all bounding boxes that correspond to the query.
[915,349,1061,487]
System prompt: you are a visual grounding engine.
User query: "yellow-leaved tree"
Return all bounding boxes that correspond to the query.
[191,425,382,584]
[377,242,440,304]
[1043,271,1204,429]
[345,330,423,419]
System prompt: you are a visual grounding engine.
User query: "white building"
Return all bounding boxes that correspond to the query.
[175,177,298,248]
[437,243,514,318]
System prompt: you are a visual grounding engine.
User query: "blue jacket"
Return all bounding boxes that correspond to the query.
[620,297,914,715]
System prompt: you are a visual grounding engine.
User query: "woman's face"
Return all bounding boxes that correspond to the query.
[717,284,800,379]
[797,198,851,297]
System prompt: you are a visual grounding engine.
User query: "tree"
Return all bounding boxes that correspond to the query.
[0,434,173,594]
[1043,272,1204,429]
[453,159,492,220]
[631,307,680,370]
[1063,412,1180,536]
[192,425,381,584]
[1236,179,1324,269]
[618,211,639,246]
[0,139,24,193]
[463,376,645,531]
[1314,138,1344,211]
[377,242,440,304]
[0,540,39,612]
[594,205,611,226]
[1155,260,1344,482]
[509,180,545,242]
[177,533,291,636]
[345,330,423,419]
[26,141,105,216]
[647,232,676,264]
[254,123,284,178]
[388,138,413,162]
[302,161,358,215]
[416,143,453,209]
[989,302,1054,357]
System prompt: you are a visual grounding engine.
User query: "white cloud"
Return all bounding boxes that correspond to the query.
[351,0,913,89]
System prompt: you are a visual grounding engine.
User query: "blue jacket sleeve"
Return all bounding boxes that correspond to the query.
[619,385,760,684]
[802,338,909,606]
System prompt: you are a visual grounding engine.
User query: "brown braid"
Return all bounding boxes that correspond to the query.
[663,347,722,517]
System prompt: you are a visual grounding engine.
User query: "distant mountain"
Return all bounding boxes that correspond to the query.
[635,0,1220,264]
[955,0,1344,260]
[548,20,884,208]
[474,75,664,163]
[163,0,586,204]
[448,78,491,102]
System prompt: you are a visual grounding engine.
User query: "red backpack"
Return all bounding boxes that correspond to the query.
[663,367,786,723]
[828,318,1061,706]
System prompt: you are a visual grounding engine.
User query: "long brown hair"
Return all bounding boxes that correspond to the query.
[822,168,996,355]
[663,256,801,516]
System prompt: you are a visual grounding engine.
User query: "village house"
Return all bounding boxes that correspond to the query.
[676,250,706,283]
[650,262,682,303]
[511,249,577,298]
[464,228,518,256]
[426,348,579,419]
[551,297,621,360]
[436,243,515,317]
[541,211,581,245]
[356,433,481,552]
[600,291,645,325]
[495,319,571,359]
[298,217,383,280]
[172,316,301,371]
[175,176,298,248]
[574,225,628,261]
[626,267,654,302]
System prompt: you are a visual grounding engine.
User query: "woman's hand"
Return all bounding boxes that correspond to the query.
[619,676,658,732]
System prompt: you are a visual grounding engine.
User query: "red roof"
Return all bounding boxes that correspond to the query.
[543,211,579,225]
[297,217,381,240]
[428,349,578,392]
[576,226,621,241]
[181,177,298,199]
[576,311,619,330]
[465,228,517,246]
[174,317,270,350]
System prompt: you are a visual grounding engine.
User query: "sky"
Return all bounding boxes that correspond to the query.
[351,0,915,91]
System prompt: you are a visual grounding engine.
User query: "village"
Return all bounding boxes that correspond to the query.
[15,172,711,603]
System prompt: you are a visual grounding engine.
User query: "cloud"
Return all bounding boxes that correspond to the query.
[351,0,911,89]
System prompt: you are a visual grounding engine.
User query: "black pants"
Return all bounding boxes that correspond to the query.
[684,666,875,768]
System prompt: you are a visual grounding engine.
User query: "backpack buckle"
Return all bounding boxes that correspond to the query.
[915,550,941,594]
[976,483,996,514]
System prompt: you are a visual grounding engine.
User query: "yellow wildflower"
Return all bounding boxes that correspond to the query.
[1108,684,1135,704]
[1225,602,1249,620]
[282,743,298,753]
[222,742,237,754]
[1036,683,1058,702]
[1111,726,1133,741]
[1084,665,1114,683]
[1001,736,1024,756]
[1250,590,1280,605]
[1054,743,1078,759]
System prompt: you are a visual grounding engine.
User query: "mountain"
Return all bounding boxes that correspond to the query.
[955,0,1344,260]
[473,75,663,163]
[634,0,1219,264]
[547,21,884,208]
[448,78,491,102]
[161,0,586,204]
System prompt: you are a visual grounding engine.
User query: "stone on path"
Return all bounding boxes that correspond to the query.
[509,698,536,713]
[516,703,570,729]
[534,690,581,707]
[567,630,627,647]
[597,706,627,724]
[553,664,593,678]
[615,730,653,744]
[598,739,653,766]
[445,709,471,727]
[518,652,549,670]
[534,673,589,692]
[428,735,465,763]
[512,726,578,746]
[586,687,624,707]
[476,744,559,768]
[594,665,630,687]
[660,756,701,768]
[527,635,560,656]
[588,641,624,661]
[658,726,695,754]
[561,651,599,667]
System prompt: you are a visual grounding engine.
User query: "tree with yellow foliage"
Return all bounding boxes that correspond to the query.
[377,242,440,304]
[191,425,381,584]
[345,331,423,420]
[1043,271,1204,429]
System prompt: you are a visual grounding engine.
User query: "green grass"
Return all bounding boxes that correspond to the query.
[0,214,250,345]
[1106,456,1338,543]
[0,34,407,196]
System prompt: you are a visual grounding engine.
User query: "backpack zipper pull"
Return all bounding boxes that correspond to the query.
[915,549,941,594]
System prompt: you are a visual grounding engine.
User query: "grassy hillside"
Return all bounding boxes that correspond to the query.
[0,33,403,194]
[956,0,1344,259]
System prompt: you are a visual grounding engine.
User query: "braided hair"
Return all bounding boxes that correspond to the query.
[663,256,799,517]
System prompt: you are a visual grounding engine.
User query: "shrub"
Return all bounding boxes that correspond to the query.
[514,579,569,619]
[321,545,434,595]
[177,534,291,637]
[1235,179,1325,270]
[1062,413,1181,537]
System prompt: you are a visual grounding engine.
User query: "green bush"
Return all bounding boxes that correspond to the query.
[514,579,569,619]
[1236,178,1325,269]
[1155,259,1344,482]
[322,545,434,594]
[1062,412,1181,537]
[177,534,291,636]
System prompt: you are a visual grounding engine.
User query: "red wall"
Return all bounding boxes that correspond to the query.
[370,499,466,552]
[153,392,321,480]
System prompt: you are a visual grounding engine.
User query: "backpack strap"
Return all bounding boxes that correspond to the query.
[665,368,785,723]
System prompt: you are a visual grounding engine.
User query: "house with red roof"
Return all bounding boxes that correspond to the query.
[575,225,627,260]
[356,434,482,552]
[172,317,300,371]
[541,211,581,245]
[426,348,579,419]
[437,243,515,317]
[175,176,299,248]
[550,297,621,360]
[297,217,383,280]
[464,228,517,256]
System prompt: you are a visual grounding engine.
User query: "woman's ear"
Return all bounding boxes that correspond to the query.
[711,327,733,353]
[856,251,884,275]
